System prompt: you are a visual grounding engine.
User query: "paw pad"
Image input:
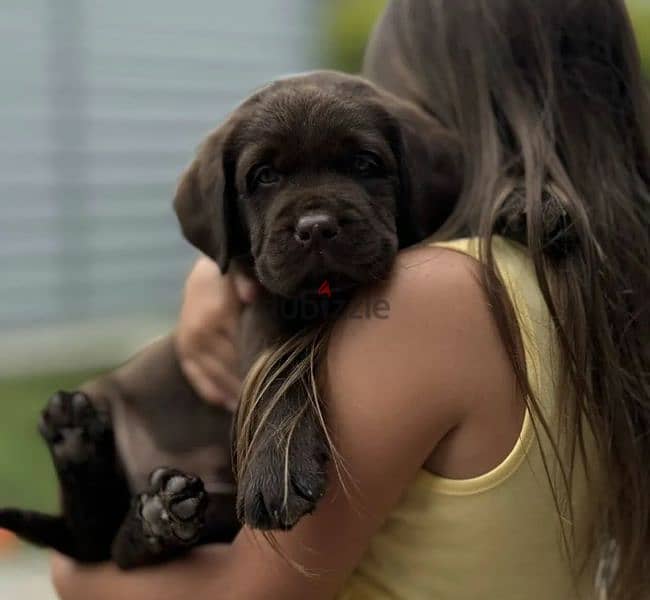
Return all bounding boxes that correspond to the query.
[39,391,110,464]
[140,468,207,545]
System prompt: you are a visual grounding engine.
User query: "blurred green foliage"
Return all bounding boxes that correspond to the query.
[0,370,101,513]
[324,0,650,76]
[628,0,650,76]
[322,0,387,72]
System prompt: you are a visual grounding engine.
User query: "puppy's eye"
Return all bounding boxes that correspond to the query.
[249,164,281,190]
[351,152,383,177]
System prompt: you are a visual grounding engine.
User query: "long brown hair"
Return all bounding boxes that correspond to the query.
[364,0,650,597]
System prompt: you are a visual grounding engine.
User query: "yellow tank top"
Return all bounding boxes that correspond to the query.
[337,237,597,600]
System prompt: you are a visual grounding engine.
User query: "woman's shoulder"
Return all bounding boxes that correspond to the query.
[329,241,496,368]
[325,242,511,443]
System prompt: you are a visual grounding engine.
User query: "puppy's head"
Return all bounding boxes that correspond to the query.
[174,71,461,298]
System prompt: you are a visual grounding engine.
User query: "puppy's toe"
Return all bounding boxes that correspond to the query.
[291,470,327,504]
[170,496,202,521]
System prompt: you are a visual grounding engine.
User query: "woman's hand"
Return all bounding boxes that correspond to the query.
[176,256,258,411]
[50,546,232,600]
[51,554,113,600]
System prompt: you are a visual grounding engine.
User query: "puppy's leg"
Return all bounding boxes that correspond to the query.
[44,390,130,560]
[111,467,207,569]
[200,491,239,544]
[236,381,330,531]
[0,510,73,555]
[0,390,130,561]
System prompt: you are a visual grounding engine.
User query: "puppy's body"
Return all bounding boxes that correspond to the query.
[0,72,461,569]
[83,337,233,496]
[101,295,283,499]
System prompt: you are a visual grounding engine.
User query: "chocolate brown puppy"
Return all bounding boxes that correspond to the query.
[177,71,460,297]
[0,71,461,569]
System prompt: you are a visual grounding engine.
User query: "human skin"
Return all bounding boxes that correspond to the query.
[51,244,521,600]
[175,256,259,411]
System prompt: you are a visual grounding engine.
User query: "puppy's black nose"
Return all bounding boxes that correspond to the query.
[294,214,339,247]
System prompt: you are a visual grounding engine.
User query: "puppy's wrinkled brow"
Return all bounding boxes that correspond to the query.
[235,129,396,183]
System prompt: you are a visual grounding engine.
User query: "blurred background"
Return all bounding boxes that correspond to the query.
[0,0,648,596]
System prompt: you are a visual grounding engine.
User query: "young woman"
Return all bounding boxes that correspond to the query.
[51,1,650,598]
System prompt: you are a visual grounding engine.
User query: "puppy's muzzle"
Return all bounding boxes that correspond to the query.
[294,213,340,251]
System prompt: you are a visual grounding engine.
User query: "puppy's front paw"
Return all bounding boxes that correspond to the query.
[139,468,207,549]
[39,391,111,465]
[237,418,329,531]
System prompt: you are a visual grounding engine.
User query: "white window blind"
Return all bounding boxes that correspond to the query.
[0,0,319,373]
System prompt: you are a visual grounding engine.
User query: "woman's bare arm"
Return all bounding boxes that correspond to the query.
[52,246,507,600]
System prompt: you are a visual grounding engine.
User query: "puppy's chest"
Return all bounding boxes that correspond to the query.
[110,396,234,495]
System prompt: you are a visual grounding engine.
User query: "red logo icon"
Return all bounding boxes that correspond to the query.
[318,280,332,298]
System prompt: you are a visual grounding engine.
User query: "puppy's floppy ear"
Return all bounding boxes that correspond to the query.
[173,123,246,273]
[387,101,463,246]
